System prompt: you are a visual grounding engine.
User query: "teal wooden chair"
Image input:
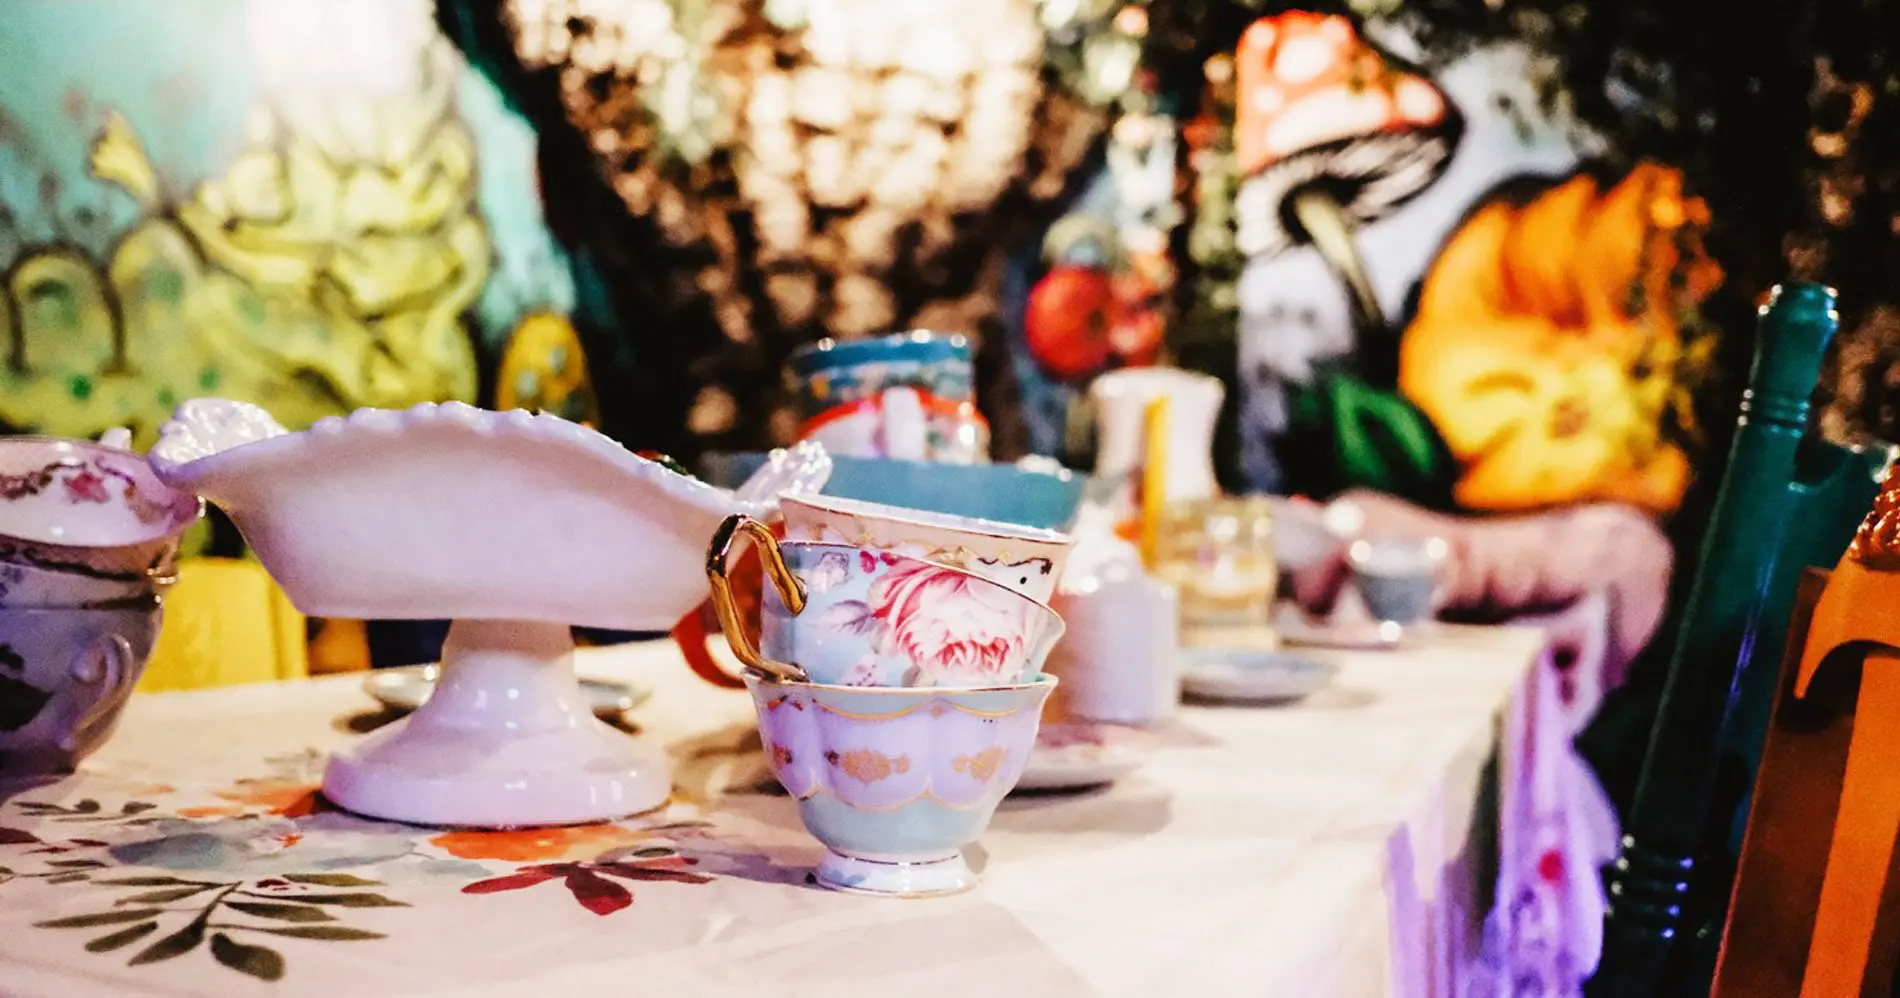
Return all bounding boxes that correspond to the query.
[1590,283,1890,995]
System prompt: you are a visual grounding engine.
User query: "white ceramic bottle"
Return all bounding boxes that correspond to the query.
[1047,538,1181,726]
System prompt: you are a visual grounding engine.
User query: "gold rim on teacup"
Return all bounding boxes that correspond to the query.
[705,514,809,684]
[742,671,1058,696]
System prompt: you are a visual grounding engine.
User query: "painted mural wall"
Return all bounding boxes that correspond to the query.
[0,0,589,448]
[1013,12,1722,525]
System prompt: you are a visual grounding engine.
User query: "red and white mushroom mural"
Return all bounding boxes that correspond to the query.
[1232,12,1461,334]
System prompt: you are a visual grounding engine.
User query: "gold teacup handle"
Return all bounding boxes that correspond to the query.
[705,514,809,683]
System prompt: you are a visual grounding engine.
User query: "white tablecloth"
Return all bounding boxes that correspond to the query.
[0,628,1543,997]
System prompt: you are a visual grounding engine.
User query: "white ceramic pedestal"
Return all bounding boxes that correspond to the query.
[149,401,835,830]
[322,619,670,828]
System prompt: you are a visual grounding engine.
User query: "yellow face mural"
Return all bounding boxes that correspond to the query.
[1399,164,1721,515]
[496,313,598,425]
[0,23,486,446]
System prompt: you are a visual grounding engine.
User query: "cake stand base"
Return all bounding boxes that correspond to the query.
[322,619,670,828]
[815,850,976,898]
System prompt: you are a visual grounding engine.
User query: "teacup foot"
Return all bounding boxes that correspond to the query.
[814,849,976,898]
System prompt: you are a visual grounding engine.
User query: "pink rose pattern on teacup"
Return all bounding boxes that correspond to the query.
[1,458,180,525]
[806,552,1041,687]
[872,561,1034,684]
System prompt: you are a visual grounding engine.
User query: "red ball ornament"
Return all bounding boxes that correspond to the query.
[1025,265,1117,381]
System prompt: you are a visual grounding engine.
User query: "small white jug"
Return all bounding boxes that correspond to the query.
[1089,368,1224,506]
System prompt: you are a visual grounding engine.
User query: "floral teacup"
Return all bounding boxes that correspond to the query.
[786,330,975,417]
[797,388,989,464]
[706,516,1065,687]
[779,494,1075,603]
[746,671,1055,896]
[0,436,202,578]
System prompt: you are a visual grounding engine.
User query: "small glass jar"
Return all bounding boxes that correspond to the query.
[1151,496,1279,646]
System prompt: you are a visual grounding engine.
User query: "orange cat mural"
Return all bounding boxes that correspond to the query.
[1399,164,1722,515]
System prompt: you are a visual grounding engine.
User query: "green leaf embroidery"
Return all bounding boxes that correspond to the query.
[210,933,285,982]
[226,901,336,923]
[44,872,90,885]
[119,802,157,815]
[128,921,206,966]
[272,892,408,908]
[248,925,386,941]
[70,799,101,814]
[85,921,159,953]
[36,909,165,929]
[116,886,215,905]
[283,873,382,888]
[93,877,204,887]
[45,860,108,869]
[0,867,13,885]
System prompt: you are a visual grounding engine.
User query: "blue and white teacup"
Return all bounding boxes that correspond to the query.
[745,671,1055,896]
[786,330,975,418]
[706,516,1065,687]
[1346,535,1449,626]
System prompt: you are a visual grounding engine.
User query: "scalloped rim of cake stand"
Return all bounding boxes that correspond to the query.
[321,618,670,828]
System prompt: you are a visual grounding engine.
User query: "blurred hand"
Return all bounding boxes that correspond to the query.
[1287,489,1673,669]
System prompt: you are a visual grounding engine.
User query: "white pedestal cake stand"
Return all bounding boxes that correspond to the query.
[150,399,828,828]
[322,618,663,827]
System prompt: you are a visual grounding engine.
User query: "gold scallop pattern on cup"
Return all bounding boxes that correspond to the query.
[950,746,1007,783]
[831,748,912,783]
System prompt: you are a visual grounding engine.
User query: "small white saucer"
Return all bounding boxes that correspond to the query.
[363,664,653,719]
[1013,723,1157,792]
[1180,648,1338,703]
[1273,603,1407,650]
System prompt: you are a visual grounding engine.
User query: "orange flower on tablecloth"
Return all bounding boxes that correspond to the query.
[178,778,327,819]
[430,823,657,863]
[116,781,176,797]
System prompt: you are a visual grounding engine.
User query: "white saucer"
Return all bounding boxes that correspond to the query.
[1273,603,1407,650]
[1013,723,1157,792]
[1180,648,1338,703]
[363,664,653,719]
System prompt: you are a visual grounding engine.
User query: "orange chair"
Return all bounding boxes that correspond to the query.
[1715,490,1900,995]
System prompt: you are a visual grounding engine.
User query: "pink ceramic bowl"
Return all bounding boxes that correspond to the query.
[0,437,202,578]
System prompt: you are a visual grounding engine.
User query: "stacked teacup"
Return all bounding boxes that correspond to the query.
[0,435,201,775]
[706,496,1077,897]
[785,331,989,464]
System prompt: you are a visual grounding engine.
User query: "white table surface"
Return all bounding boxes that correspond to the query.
[0,627,1541,998]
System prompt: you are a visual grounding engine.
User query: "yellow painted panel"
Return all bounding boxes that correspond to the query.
[138,558,308,692]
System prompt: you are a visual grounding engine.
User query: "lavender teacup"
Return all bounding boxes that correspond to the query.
[746,671,1055,896]
[0,600,162,775]
[0,559,168,609]
[707,516,1065,687]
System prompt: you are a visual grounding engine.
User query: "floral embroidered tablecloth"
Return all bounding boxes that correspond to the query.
[0,631,1545,997]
